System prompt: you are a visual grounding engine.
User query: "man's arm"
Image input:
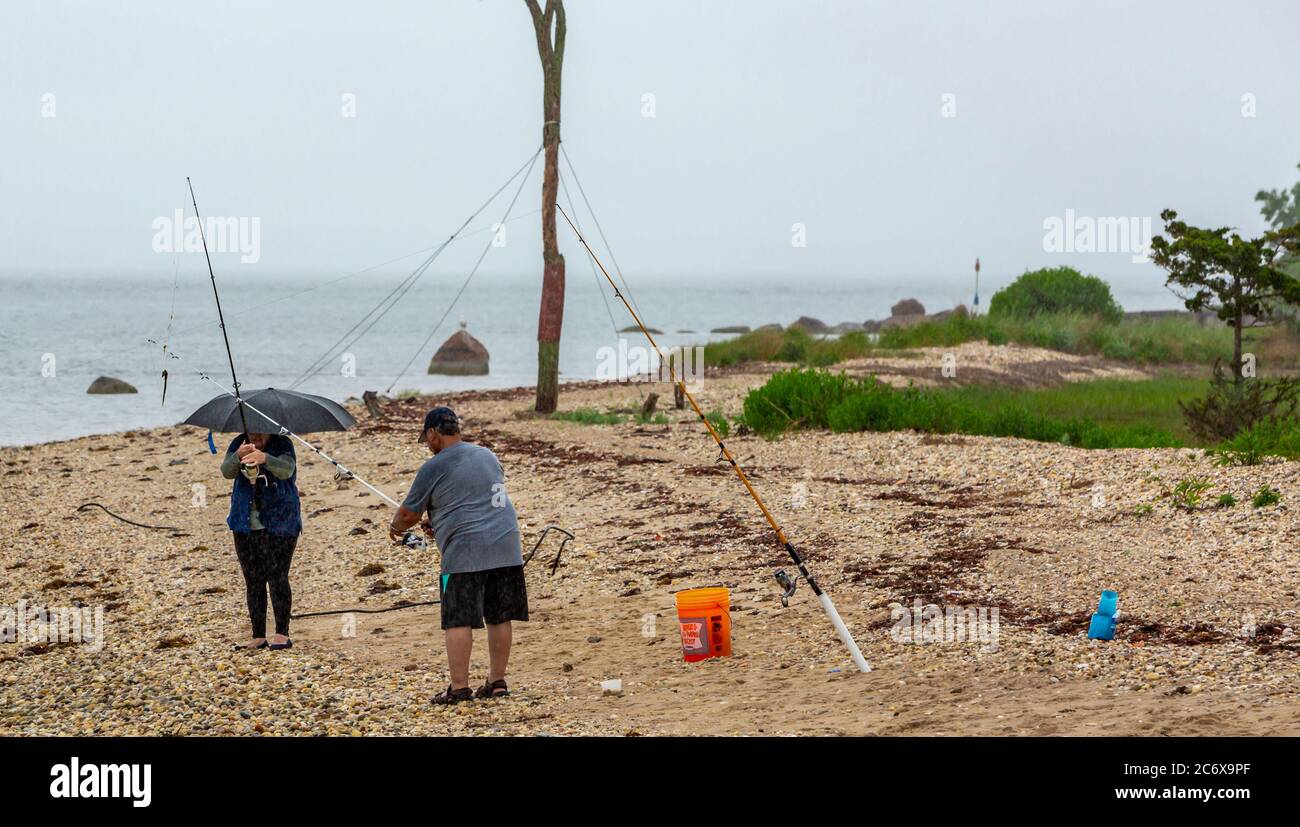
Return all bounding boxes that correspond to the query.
[388,506,423,543]
[390,463,435,544]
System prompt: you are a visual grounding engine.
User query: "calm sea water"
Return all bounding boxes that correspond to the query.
[0,269,1180,446]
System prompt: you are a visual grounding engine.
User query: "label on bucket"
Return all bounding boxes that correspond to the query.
[679,616,709,655]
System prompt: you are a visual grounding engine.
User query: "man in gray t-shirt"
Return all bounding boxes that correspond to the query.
[388,406,528,706]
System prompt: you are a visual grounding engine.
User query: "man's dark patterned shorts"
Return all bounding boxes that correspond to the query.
[439,565,530,630]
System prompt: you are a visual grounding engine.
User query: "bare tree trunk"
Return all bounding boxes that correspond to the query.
[526,0,566,413]
[1233,277,1244,390]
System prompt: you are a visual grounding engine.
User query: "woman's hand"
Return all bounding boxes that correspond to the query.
[237,443,268,465]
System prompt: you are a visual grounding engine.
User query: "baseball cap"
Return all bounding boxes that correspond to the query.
[418,406,460,441]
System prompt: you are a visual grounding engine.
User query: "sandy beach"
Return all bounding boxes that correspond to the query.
[4,343,1299,736]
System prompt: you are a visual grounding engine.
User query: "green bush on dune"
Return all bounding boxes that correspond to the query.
[1212,419,1300,465]
[988,266,1124,323]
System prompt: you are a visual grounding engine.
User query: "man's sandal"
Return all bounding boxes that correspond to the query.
[474,679,510,699]
[432,684,475,705]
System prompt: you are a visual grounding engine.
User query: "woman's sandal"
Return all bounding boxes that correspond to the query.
[268,638,293,651]
[432,684,475,705]
[232,640,268,651]
[473,679,509,699]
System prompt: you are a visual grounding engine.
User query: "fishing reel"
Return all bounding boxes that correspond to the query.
[401,531,427,550]
[773,568,803,607]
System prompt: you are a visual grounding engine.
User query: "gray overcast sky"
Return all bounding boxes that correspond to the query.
[2,0,1297,283]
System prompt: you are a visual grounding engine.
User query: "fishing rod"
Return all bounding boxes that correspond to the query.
[557,204,872,674]
[292,525,574,620]
[152,342,431,551]
[146,338,421,528]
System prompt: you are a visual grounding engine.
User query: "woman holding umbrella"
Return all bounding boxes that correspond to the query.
[186,387,357,651]
[221,431,301,650]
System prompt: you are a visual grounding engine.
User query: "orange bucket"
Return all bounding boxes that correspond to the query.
[675,587,731,662]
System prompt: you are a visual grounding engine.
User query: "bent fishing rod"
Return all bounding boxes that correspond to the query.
[180,179,421,544]
[557,204,871,673]
[146,339,428,549]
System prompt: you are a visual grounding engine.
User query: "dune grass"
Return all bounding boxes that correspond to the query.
[550,408,670,426]
[741,368,1196,449]
[704,327,876,367]
[947,375,1208,444]
[549,408,625,426]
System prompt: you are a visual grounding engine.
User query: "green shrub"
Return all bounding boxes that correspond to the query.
[1216,493,1237,508]
[1181,367,1300,442]
[1215,419,1300,464]
[1170,477,1211,510]
[1252,485,1281,508]
[742,368,856,435]
[704,410,730,438]
[988,266,1124,322]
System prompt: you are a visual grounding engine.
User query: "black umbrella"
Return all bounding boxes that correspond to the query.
[183,387,356,434]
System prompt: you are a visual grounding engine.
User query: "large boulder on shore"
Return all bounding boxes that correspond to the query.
[891,298,926,317]
[87,376,137,394]
[427,327,489,376]
[790,316,829,333]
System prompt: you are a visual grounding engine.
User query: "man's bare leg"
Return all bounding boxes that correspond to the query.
[445,626,473,690]
[486,621,512,684]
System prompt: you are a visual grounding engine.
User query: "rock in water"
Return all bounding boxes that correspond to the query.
[427,326,489,375]
[86,376,137,394]
[891,298,926,317]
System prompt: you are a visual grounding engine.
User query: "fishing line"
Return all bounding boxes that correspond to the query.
[129,209,545,361]
[558,167,642,400]
[159,185,185,407]
[76,502,180,532]
[147,339,416,532]
[560,144,644,317]
[290,146,544,390]
[559,168,621,341]
[383,149,542,395]
[557,203,872,674]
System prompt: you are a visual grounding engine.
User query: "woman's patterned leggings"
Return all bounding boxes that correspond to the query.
[232,531,298,638]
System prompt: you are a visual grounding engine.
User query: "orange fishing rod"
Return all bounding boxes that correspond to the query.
[557,204,871,673]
